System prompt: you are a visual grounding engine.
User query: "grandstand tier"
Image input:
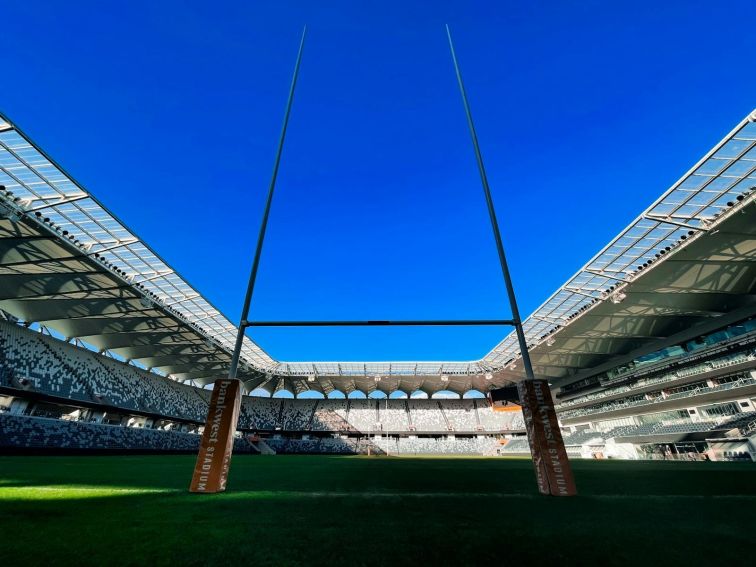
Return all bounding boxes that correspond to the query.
[0,110,755,461]
[0,110,754,397]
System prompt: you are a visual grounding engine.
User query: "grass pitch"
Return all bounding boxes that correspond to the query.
[0,455,754,566]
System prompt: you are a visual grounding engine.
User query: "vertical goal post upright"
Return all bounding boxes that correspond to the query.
[445,25,575,496]
[189,25,308,494]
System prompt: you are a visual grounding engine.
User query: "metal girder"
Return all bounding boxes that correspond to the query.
[152,361,228,374]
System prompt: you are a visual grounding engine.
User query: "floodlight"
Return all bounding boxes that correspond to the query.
[611,291,627,304]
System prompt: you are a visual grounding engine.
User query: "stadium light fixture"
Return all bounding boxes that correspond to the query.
[611,291,627,304]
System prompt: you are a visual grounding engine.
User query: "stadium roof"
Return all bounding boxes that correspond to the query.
[0,109,754,396]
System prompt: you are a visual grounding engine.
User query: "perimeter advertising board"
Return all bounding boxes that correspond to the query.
[517,379,577,496]
[189,378,242,493]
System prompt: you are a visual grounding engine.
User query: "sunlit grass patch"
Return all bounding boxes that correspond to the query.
[0,485,178,501]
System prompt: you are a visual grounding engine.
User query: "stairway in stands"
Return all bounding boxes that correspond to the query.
[306,400,319,431]
[437,401,452,431]
[252,438,276,455]
[473,400,483,430]
[404,400,413,429]
[275,399,286,430]
[37,338,98,402]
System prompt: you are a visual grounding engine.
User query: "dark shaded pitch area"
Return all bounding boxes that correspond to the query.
[0,455,753,566]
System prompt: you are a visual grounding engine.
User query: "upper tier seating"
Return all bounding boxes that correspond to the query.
[0,320,208,421]
[0,320,524,433]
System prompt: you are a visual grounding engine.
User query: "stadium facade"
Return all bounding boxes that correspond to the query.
[1,109,755,462]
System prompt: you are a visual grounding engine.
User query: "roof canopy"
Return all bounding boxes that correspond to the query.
[0,110,754,395]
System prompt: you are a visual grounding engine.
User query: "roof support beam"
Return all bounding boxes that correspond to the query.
[563,287,602,299]
[643,214,707,232]
[24,194,89,212]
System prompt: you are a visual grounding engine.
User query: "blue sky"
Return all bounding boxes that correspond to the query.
[2,0,755,364]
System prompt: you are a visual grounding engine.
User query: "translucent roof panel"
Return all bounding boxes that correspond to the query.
[484,109,756,367]
[1,109,754,378]
[0,114,277,372]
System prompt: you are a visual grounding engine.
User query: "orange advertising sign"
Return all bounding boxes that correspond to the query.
[517,379,577,497]
[189,378,242,493]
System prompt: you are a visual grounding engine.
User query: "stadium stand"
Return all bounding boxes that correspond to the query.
[0,318,523,454]
[558,375,756,420]
[266,437,379,455]
[3,308,755,459]
[281,399,316,430]
[377,400,410,431]
[310,400,355,432]
[440,399,478,430]
[1,109,755,462]
[0,320,209,422]
[265,435,502,456]
[0,413,256,453]
[408,399,446,431]
[499,438,531,454]
[346,400,378,432]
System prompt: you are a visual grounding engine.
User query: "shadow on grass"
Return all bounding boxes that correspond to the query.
[2,456,756,566]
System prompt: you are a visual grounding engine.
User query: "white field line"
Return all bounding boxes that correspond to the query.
[0,486,173,494]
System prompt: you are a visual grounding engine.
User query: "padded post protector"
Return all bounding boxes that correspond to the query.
[189,378,242,493]
[517,379,577,496]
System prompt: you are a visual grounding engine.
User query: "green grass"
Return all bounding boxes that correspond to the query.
[0,455,754,566]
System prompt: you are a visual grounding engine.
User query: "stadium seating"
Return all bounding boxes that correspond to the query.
[559,375,756,420]
[561,429,605,446]
[440,399,479,430]
[376,400,410,431]
[557,348,756,411]
[477,401,524,431]
[265,435,502,455]
[347,400,378,432]
[0,320,526,448]
[598,329,756,388]
[499,438,530,453]
[0,320,209,422]
[266,437,378,454]
[240,397,280,430]
[385,436,501,455]
[3,310,753,460]
[408,400,447,431]
[0,413,256,453]
[281,399,316,430]
[560,410,756,445]
[310,400,355,432]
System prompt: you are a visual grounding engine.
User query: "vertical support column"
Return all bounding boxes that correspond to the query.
[445,25,576,495]
[189,26,307,493]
